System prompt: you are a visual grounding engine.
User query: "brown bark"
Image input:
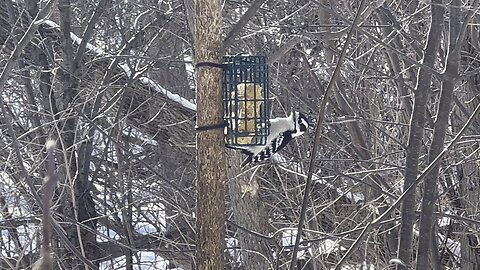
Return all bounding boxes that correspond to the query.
[193,0,226,267]
[227,152,272,269]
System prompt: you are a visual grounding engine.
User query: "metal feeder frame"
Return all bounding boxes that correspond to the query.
[223,55,270,146]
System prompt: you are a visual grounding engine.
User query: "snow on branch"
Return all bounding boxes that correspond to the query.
[43,20,197,112]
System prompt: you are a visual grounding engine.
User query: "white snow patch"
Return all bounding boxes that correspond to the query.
[282,229,306,258]
[345,192,364,203]
[96,226,120,242]
[313,239,345,255]
[438,233,461,258]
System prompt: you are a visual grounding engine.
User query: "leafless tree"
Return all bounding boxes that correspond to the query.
[0,0,479,269]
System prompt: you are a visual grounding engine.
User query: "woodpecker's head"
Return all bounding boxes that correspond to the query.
[291,111,309,137]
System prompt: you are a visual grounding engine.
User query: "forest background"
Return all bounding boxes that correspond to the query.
[0,0,479,269]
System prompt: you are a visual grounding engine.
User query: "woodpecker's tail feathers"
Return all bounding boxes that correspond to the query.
[226,144,253,157]
[240,155,253,168]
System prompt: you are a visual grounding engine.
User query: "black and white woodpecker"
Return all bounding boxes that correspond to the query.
[227,111,309,167]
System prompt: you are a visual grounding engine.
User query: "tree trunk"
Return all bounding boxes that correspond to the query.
[415,1,464,268]
[396,1,444,269]
[459,161,480,270]
[193,0,226,267]
[227,152,272,269]
[57,0,98,267]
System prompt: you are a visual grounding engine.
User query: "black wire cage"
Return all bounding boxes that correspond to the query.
[223,55,270,146]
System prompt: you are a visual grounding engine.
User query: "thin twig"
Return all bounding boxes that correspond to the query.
[334,99,480,269]
[287,0,367,268]
[0,2,100,268]
[224,0,268,48]
[33,140,57,270]
[0,0,57,92]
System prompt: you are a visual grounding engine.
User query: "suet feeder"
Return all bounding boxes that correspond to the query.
[223,55,270,146]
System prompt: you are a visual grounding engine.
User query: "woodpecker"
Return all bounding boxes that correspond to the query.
[227,111,309,167]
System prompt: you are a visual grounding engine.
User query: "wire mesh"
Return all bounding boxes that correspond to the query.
[223,55,270,146]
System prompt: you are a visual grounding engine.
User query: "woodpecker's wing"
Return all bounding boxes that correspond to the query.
[240,131,294,167]
[225,144,251,155]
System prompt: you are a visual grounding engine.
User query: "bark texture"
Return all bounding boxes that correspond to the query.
[227,152,272,269]
[194,0,226,268]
